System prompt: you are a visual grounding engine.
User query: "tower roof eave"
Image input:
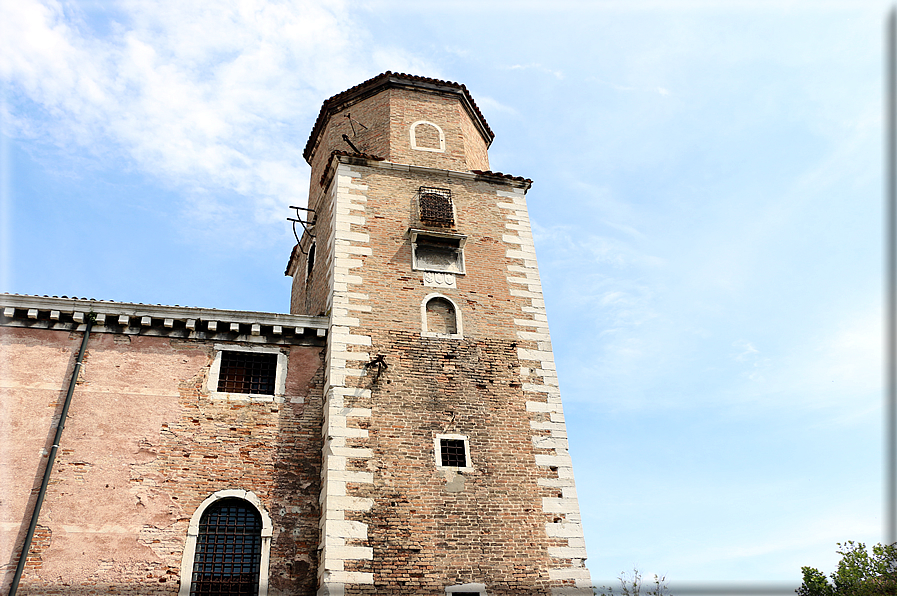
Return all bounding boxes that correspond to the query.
[302,71,495,165]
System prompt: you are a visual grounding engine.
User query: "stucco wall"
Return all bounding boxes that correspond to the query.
[1,327,81,593]
[1,325,324,594]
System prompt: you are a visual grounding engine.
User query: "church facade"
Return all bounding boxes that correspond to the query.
[1,72,592,595]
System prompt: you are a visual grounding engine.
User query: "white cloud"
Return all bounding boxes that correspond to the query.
[506,62,564,79]
[781,304,882,405]
[0,0,433,229]
[472,95,519,117]
[661,498,880,581]
[587,75,672,96]
[601,219,646,240]
[371,47,437,78]
[732,339,760,361]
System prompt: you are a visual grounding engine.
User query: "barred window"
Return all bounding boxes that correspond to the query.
[419,187,453,227]
[440,439,467,467]
[191,498,262,596]
[217,351,277,395]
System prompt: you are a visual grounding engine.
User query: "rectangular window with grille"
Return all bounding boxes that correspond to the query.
[433,434,473,472]
[216,351,277,395]
[439,438,468,468]
[419,187,454,226]
[434,434,471,470]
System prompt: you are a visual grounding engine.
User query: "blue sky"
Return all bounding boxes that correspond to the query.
[0,0,887,589]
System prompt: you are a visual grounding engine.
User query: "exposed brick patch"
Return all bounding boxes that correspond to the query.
[3,330,324,595]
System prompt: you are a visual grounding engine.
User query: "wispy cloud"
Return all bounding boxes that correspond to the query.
[506,62,564,80]
[0,0,432,230]
[732,339,759,362]
[472,95,518,117]
[586,75,672,96]
[766,303,882,409]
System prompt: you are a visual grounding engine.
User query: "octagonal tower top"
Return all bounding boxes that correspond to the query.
[303,72,494,182]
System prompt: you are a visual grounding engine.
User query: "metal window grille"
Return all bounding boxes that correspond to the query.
[419,187,454,226]
[191,499,262,596]
[440,439,467,467]
[217,351,277,395]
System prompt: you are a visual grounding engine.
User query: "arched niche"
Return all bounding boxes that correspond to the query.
[421,293,462,338]
[410,120,446,153]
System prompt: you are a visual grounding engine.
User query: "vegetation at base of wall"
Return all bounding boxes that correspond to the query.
[596,568,672,596]
[797,541,897,596]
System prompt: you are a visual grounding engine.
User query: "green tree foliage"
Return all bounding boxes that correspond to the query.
[597,568,671,596]
[797,542,897,596]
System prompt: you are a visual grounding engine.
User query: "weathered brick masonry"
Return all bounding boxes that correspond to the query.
[1,300,328,595]
[289,72,592,595]
[2,71,592,596]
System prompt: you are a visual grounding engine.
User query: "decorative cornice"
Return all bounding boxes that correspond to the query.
[318,154,533,198]
[0,294,328,345]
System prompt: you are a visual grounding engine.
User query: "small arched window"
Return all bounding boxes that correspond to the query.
[191,498,262,595]
[421,294,462,338]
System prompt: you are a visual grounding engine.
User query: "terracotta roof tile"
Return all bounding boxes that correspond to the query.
[2,292,188,307]
[470,170,533,184]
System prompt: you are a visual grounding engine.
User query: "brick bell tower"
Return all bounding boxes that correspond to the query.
[286,72,593,596]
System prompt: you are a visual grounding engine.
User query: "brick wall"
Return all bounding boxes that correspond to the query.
[289,74,592,596]
[304,85,490,191]
[1,323,325,595]
[384,87,489,172]
[292,80,493,320]
[303,157,592,595]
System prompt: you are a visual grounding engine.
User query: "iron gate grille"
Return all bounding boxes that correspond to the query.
[440,439,467,467]
[419,187,454,226]
[217,351,277,395]
[191,499,262,596]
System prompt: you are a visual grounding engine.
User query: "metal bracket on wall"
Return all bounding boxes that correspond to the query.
[364,354,389,382]
[345,112,368,137]
[288,206,317,255]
